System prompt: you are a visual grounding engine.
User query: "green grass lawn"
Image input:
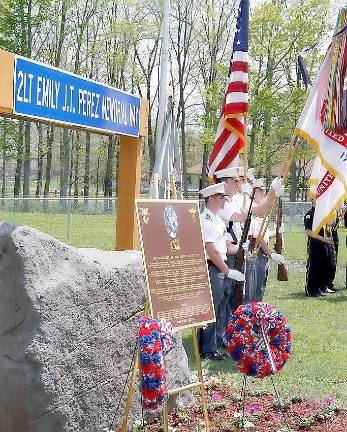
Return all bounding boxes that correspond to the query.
[1,210,346,404]
[0,211,116,250]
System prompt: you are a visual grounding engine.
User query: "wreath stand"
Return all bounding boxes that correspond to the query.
[117,300,210,432]
[237,373,292,431]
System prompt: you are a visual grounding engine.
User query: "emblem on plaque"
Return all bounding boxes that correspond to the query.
[139,207,150,224]
[170,238,181,251]
[189,207,197,223]
[164,205,178,238]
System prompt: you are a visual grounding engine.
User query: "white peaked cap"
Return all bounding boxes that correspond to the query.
[252,177,266,189]
[200,182,226,197]
[214,167,240,179]
[235,166,256,180]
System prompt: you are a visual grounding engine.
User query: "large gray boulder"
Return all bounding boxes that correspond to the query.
[0,222,192,432]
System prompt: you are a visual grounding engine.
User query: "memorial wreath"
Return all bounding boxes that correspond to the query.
[138,316,173,411]
[224,302,292,378]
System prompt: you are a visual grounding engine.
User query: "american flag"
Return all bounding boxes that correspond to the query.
[208,0,249,177]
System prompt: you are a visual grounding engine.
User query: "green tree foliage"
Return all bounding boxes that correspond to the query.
[248,0,332,184]
[0,0,339,198]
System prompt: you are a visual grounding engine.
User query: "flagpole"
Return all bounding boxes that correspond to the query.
[156,0,171,157]
[243,117,248,182]
[251,134,300,257]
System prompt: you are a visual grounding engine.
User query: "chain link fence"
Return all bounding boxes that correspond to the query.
[0,197,117,250]
[0,197,311,250]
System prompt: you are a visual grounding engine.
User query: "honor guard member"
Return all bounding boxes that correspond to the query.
[304,199,334,297]
[325,206,346,292]
[215,169,285,312]
[218,167,286,221]
[214,167,243,336]
[244,178,285,302]
[199,182,245,360]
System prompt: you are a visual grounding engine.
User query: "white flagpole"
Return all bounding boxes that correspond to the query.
[156,0,171,157]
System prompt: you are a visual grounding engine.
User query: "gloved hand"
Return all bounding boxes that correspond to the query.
[242,240,250,251]
[278,224,285,234]
[227,269,245,281]
[271,177,284,197]
[270,252,285,265]
[273,223,285,234]
[240,182,253,196]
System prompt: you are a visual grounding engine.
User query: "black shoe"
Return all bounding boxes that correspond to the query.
[216,349,228,360]
[201,351,227,361]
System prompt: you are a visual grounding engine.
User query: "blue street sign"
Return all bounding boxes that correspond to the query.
[13,56,140,137]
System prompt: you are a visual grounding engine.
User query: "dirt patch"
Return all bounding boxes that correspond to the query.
[143,380,346,431]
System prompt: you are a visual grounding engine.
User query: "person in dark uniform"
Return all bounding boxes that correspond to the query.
[304,200,335,297]
[325,216,339,292]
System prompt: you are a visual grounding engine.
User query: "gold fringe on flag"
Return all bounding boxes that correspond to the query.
[325,7,347,132]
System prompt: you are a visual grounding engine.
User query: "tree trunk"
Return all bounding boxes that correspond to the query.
[146,86,155,172]
[201,143,209,189]
[290,162,297,202]
[59,128,64,194]
[14,121,24,197]
[69,133,75,197]
[35,123,44,197]
[104,136,115,198]
[73,132,81,197]
[60,128,71,197]
[96,146,102,198]
[249,119,257,167]
[44,126,54,198]
[84,132,91,197]
[23,121,31,197]
[179,86,188,198]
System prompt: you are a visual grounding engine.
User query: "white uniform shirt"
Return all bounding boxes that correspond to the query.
[249,216,269,244]
[218,194,242,243]
[201,208,227,261]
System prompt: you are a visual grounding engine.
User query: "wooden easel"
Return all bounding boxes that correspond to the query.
[120,300,210,432]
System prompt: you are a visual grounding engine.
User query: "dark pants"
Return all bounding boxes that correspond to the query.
[219,255,236,344]
[305,240,329,296]
[326,244,337,289]
[332,230,339,258]
[243,253,269,303]
[199,264,226,355]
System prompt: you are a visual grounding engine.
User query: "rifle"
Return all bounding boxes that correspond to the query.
[233,190,255,309]
[274,198,288,281]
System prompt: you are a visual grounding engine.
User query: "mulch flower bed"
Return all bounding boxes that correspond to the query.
[143,378,346,431]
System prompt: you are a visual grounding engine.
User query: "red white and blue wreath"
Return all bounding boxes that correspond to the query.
[138,316,173,411]
[224,302,292,378]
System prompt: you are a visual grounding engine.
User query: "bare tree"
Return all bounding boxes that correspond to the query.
[195,0,235,187]
[171,0,198,197]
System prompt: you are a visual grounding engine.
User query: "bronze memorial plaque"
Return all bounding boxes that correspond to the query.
[136,199,215,329]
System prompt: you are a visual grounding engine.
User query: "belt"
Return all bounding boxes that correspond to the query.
[207,259,227,266]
